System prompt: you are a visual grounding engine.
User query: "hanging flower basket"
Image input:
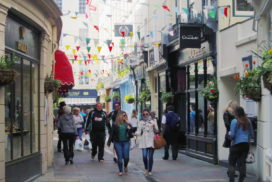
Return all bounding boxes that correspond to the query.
[263,72,272,92]
[200,78,219,102]
[112,92,120,101]
[125,94,135,104]
[261,52,272,93]
[138,89,151,102]
[44,76,60,94]
[105,95,112,102]
[161,92,174,103]
[235,68,262,102]
[0,69,16,86]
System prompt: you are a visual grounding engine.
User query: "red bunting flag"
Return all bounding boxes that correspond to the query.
[94,25,99,31]
[85,13,88,19]
[76,46,80,51]
[162,5,171,12]
[121,31,125,37]
[111,42,114,47]
[88,54,91,59]
[88,69,91,73]
[88,60,91,64]
[224,7,228,17]
[109,46,113,52]
[74,55,78,60]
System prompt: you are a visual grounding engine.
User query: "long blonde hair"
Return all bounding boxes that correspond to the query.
[116,111,127,126]
[224,100,238,115]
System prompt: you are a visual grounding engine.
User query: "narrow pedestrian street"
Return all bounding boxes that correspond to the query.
[35,135,258,182]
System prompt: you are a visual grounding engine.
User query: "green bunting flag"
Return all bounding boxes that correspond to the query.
[137,32,140,40]
[87,47,91,52]
[208,10,216,19]
[86,38,91,45]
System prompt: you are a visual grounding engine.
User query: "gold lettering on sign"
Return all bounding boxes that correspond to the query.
[83,92,89,95]
[69,92,80,96]
[16,41,28,53]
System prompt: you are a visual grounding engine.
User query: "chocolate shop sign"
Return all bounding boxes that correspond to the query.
[180,25,201,49]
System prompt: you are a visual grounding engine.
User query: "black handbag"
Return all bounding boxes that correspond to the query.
[223,133,231,148]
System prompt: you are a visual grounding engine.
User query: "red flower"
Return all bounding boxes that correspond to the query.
[253,61,256,65]
[210,89,215,93]
[245,64,249,68]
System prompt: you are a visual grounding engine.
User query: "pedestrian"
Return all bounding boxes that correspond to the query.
[56,101,66,152]
[190,104,196,133]
[58,106,77,165]
[162,105,180,161]
[207,105,215,135]
[151,111,160,133]
[228,106,254,182]
[86,103,109,162]
[73,107,84,140]
[223,100,238,148]
[108,102,122,163]
[134,109,159,176]
[107,111,133,176]
[129,109,139,149]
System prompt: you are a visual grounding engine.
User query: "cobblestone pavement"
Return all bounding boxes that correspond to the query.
[35,137,259,182]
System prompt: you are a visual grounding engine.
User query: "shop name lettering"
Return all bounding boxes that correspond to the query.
[69,91,90,96]
[16,41,28,53]
[181,35,199,40]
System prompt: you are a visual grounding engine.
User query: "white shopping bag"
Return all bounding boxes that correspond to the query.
[83,134,92,150]
[75,138,84,151]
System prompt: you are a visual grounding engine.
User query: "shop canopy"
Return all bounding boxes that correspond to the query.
[54,50,74,95]
[64,89,98,106]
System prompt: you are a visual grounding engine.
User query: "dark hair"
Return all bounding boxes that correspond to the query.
[114,102,120,106]
[59,101,66,108]
[167,105,174,112]
[234,106,249,131]
[142,108,150,114]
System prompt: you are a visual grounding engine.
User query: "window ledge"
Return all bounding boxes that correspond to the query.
[235,34,257,47]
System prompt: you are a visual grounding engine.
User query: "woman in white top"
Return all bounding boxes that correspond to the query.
[130,110,138,132]
[73,107,84,139]
[135,109,158,176]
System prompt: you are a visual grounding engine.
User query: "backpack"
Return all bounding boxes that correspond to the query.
[166,112,181,132]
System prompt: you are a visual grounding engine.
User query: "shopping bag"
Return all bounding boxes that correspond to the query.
[154,134,166,149]
[246,152,255,164]
[75,138,84,151]
[83,134,92,150]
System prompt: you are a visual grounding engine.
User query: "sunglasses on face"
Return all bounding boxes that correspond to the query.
[123,114,127,117]
[143,113,149,116]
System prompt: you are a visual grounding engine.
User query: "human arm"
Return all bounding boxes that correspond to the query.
[134,121,142,136]
[85,111,93,131]
[223,112,232,131]
[153,119,159,133]
[230,119,237,139]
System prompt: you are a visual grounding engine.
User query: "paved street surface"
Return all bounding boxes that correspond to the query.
[35,138,258,182]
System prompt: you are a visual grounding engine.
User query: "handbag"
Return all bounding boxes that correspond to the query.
[154,134,166,149]
[223,133,231,148]
[246,152,255,164]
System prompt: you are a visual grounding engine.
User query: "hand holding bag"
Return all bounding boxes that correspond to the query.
[154,134,166,149]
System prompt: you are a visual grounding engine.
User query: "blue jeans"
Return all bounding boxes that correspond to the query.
[114,141,130,172]
[77,128,83,139]
[142,148,154,172]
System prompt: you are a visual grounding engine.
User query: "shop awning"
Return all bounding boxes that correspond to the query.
[54,50,74,95]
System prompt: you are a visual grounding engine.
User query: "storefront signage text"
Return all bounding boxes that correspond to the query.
[16,41,28,53]
[67,89,97,98]
[180,25,201,49]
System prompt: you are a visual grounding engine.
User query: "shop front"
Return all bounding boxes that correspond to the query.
[167,23,218,163]
[0,1,62,181]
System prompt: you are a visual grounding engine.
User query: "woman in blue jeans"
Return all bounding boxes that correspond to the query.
[135,109,159,176]
[107,111,133,176]
[228,106,254,182]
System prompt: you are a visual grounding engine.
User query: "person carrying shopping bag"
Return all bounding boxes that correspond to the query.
[228,106,254,182]
[134,109,159,176]
[107,111,133,176]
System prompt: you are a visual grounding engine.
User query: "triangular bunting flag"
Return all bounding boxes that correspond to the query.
[74,55,78,60]
[109,46,113,52]
[88,54,91,59]
[224,7,228,17]
[86,38,91,45]
[137,32,141,40]
[87,46,91,52]
[97,46,102,53]
[65,45,70,50]
[106,40,112,47]
[72,49,76,55]
[162,5,171,12]
[76,46,80,51]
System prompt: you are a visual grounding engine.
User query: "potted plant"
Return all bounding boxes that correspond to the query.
[200,78,219,102]
[161,92,174,103]
[138,89,151,102]
[96,81,104,90]
[0,54,16,86]
[235,67,262,101]
[260,48,272,92]
[105,95,111,102]
[112,92,120,101]
[124,94,135,104]
[44,75,61,94]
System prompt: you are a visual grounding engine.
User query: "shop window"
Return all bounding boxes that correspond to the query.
[197,91,205,135]
[197,61,204,89]
[189,64,196,90]
[233,0,254,17]
[189,92,196,134]
[5,53,39,162]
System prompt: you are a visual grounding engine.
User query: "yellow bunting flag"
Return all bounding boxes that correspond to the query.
[155,42,160,47]
[129,32,133,37]
[65,45,70,50]
[72,49,76,55]
[97,46,102,53]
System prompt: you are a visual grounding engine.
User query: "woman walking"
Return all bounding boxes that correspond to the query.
[228,106,254,182]
[135,109,159,176]
[107,111,133,176]
[73,107,84,140]
[58,106,77,165]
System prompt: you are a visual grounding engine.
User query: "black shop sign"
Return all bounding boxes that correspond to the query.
[180,25,201,49]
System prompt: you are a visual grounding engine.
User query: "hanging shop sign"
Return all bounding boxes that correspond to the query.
[114,25,133,37]
[180,25,201,49]
[67,89,97,98]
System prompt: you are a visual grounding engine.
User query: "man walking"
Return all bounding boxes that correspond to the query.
[162,105,180,160]
[86,103,109,162]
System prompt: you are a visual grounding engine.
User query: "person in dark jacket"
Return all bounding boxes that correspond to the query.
[107,111,133,176]
[86,103,110,162]
[58,106,77,165]
[162,105,180,160]
[56,101,66,152]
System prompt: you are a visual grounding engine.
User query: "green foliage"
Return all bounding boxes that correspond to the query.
[0,54,16,69]
[200,78,219,101]
[112,92,120,101]
[44,75,61,94]
[161,92,174,103]
[104,95,111,102]
[96,81,104,90]
[124,94,135,104]
[138,89,151,102]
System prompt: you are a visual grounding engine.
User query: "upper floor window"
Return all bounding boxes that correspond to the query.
[233,0,254,17]
[79,0,86,14]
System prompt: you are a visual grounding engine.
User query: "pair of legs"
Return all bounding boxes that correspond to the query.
[57,129,62,152]
[142,148,155,173]
[163,132,179,160]
[114,141,130,173]
[228,142,249,182]
[91,132,105,161]
[62,133,76,163]
[77,128,83,139]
